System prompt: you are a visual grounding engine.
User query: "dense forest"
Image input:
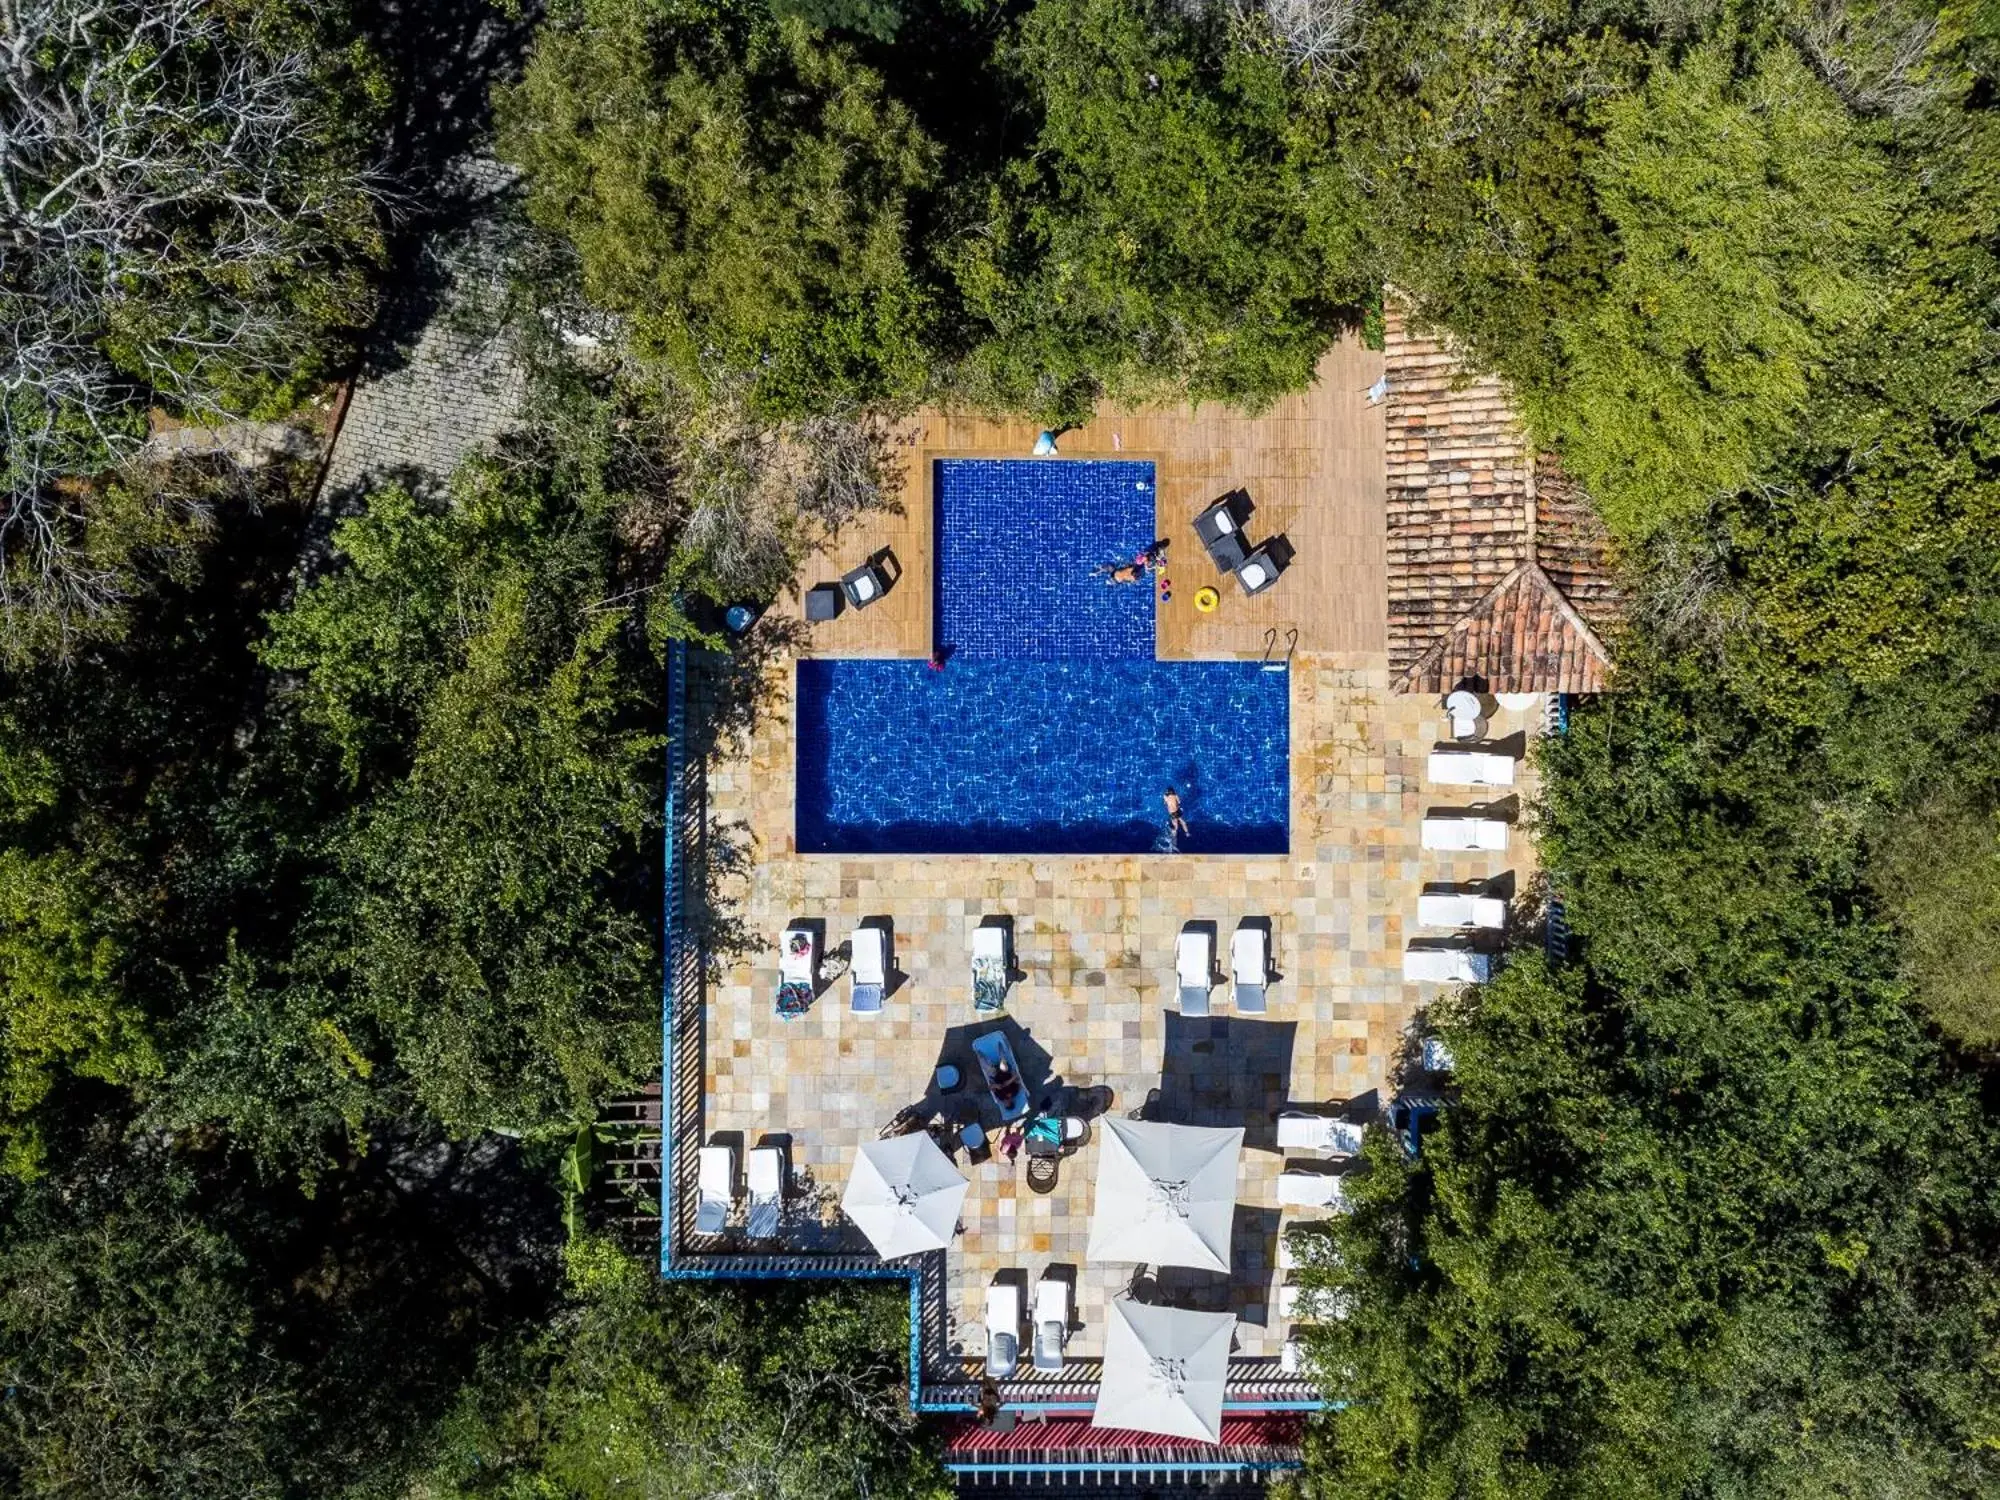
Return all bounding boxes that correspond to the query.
[2,0,1998,1494]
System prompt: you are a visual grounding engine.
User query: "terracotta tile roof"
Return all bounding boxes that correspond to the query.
[1398,562,1615,695]
[1384,305,1621,693]
[1533,453,1623,640]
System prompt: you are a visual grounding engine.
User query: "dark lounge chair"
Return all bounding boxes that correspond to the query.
[1236,543,1288,596]
[1194,493,1252,571]
[842,560,891,609]
[805,583,843,622]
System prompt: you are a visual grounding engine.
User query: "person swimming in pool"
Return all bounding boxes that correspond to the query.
[1097,561,1145,584]
[1163,786,1191,841]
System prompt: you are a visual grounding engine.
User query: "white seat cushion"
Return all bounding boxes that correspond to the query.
[851,926,886,982]
[1242,561,1269,588]
[1230,926,1266,982]
[1176,930,1211,986]
[1417,892,1473,927]
[1276,1113,1327,1150]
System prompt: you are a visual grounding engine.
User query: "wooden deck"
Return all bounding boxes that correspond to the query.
[793,338,1388,661]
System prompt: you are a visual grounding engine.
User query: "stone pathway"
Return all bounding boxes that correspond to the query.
[319,300,526,504]
[318,158,529,504]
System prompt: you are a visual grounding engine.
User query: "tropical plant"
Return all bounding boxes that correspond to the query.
[420,1235,950,1500]
[497,0,942,414]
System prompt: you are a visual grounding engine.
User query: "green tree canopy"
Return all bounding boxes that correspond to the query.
[1870,790,2000,1047]
[420,1236,950,1499]
[1548,40,1894,535]
[952,0,1366,415]
[498,0,943,413]
[496,0,1377,421]
[1294,663,2000,1498]
[184,461,665,1155]
[0,0,384,657]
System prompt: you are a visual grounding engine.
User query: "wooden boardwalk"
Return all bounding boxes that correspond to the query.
[794,338,1388,661]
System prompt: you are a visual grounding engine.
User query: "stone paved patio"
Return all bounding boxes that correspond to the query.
[700,654,1541,1366]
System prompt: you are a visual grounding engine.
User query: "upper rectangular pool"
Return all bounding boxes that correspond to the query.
[795,658,1289,855]
[933,458,1157,660]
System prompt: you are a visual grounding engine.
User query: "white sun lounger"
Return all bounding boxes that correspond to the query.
[746,1146,784,1239]
[1032,1277,1070,1372]
[972,923,1010,1012]
[1278,1170,1348,1209]
[1230,923,1268,1014]
[1279,1283,1351,1321]
[1279,1228,1341,1272]
[695,1144,736,1234]
[1421,815,1510,852]
[1417,891,1509,929]
[1176,925,1214,1016]
[1403,945,1494,984]
[851,925,887,1014]
[1427,750,1516,788]
[985,1282,1021,1378]
[1276,1112,1365,1157]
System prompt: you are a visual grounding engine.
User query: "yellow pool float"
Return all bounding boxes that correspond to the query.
[1194,586,1220,613]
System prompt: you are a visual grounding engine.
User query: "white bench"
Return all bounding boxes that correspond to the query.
[1428,750,1516,788]
[1422,815,1510,851]
[1403,946,1494,984]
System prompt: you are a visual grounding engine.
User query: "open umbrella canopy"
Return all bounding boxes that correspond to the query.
[1092,1298,1235,1442]
[1086,1118,1242,1272]
[842,1133,969,1259]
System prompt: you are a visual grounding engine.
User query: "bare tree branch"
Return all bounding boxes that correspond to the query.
[1230,0,1366,75]
[0,0,378,652]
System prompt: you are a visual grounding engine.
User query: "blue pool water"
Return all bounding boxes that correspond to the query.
[796,658,1289,855]
[933,459,1156,659]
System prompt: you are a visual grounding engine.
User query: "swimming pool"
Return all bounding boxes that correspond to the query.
[795,457,1290,855]
[796,658,1289,855]
[933,458,1156,660]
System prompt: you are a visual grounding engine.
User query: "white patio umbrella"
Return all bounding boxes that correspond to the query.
[842,1133,969,1259]
[1092,1298,1235,1442]
[1085,1118,1243,1272]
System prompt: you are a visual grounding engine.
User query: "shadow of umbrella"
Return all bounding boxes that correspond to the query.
[935,1016,1059,1136]
[1156,1013,1297,1154]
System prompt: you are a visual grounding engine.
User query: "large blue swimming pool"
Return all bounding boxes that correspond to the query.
[795,458,1290,855]
[796,658,1289,855]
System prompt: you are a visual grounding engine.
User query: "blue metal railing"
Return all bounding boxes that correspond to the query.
[1543,693,1572,969]
[659,637,685,1274]
[656,639,950,1411]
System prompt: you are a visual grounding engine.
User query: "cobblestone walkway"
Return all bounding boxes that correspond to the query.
[319,159,528,504]
[320,303,526,503]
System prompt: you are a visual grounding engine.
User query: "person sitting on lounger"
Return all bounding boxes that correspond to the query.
[987,1060,1024,1113]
